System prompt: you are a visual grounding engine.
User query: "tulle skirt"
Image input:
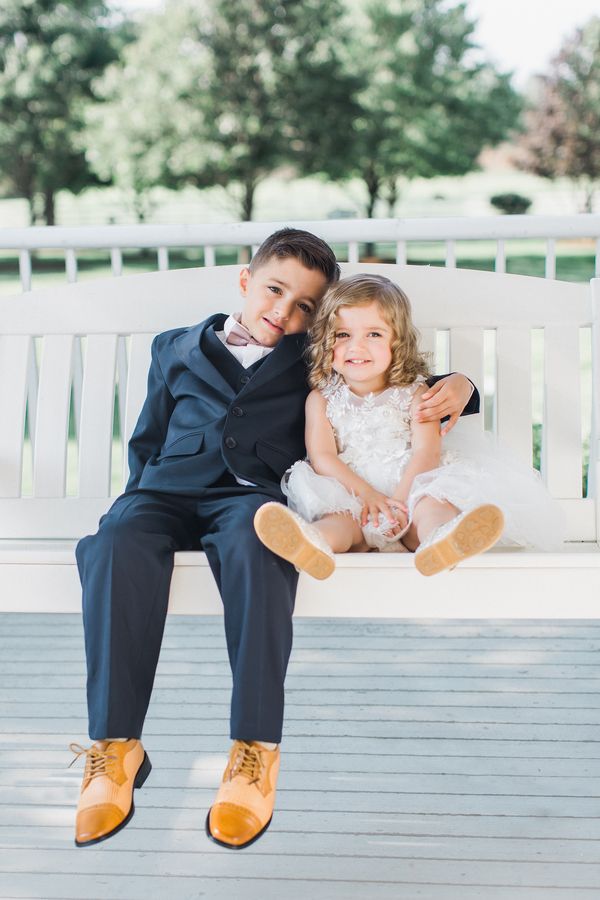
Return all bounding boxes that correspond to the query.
[282,429,566,552]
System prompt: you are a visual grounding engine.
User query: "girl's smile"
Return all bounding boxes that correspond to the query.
[332,302,393,395]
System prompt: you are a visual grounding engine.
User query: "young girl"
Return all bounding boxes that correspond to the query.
[253,274,566,578]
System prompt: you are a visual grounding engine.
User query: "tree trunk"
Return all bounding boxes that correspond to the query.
[241,180,255,221]
[364,170,381,258]
[583,183,595,214]
[27,195,36,226]
[385,178,399,217]
[43,189,55,226]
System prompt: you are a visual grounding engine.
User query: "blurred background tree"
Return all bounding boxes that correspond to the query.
[167,0,361,221]
[0,0,130,225]
[347,0,521,219]
[519,16,600,213]
[82,2,203,222]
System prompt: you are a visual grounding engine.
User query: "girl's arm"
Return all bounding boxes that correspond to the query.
[393,385,442,504]
[305,390,398,527]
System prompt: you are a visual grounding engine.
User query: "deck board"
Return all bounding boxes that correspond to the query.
[1,614,600,898]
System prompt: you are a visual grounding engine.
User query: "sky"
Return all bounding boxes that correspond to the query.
[115,0,600,88]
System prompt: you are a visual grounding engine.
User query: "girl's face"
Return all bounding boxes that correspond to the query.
[331,301,393,395]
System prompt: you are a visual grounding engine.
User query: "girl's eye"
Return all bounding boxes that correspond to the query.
[335,332,349,339]
[368,331,383,338]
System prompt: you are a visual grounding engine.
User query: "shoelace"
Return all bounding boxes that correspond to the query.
[228,741,263,785]
[68,742,118,781]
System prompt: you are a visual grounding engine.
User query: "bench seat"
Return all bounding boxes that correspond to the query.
[1,538,598,618]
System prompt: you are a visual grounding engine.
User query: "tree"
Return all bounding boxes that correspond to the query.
[0,1,126,225]
[519,17,600,213]
[347,0,522,217]
[174,0,362,220]
[83,3,204,222]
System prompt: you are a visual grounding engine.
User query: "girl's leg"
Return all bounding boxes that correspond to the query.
[402,496,459,552]
[313,513,368,553]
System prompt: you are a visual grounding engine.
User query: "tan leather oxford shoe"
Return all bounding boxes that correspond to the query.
[70,738,151,847]
[206,740,280,849]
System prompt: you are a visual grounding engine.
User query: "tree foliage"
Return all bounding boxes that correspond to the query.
[87,0,361,221]
[172,0,362,220]
[83,3,204,222]
[519,17,600,212]
[348,0,521,216]
[0,0,126,224]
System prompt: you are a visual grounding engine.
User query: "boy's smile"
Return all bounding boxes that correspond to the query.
[332,302,393,395]
[239,257,329,347]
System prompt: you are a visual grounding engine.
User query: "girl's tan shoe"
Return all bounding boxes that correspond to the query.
[70,738,151,846]
[206,740,280,849]
[254,501,335,580]
[415,504,505,576]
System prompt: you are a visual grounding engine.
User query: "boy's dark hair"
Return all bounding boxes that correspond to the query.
[249,227,340,284]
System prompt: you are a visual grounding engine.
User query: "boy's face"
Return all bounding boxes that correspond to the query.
[239,256,329,347]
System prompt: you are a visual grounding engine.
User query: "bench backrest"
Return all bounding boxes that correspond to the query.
[0,263,596,542]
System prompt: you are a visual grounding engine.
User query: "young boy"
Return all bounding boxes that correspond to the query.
[71,228,479,850]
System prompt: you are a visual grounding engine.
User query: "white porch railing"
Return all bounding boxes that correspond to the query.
[2,215,600,291]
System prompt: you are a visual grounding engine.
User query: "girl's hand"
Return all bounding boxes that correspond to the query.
[360,490,405,529]
[382,501,408,536]
[415,374,474,436]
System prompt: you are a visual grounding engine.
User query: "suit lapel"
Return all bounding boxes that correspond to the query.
[240,332,307,397]
[174,315,308,399]
[173,315,236,400]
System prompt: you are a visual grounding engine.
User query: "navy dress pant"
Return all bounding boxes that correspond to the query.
[75,488,298,744]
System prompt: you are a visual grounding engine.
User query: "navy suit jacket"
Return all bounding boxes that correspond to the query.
[125,313,480,498]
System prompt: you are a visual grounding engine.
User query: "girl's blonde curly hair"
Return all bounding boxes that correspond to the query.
[307,273,430,389]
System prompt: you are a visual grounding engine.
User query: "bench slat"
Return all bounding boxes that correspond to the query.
[122,334,154,490]
[543,325,582,498]
[496,328,533,466]
[449,328,484,433]
[0,336,31,497]
[78,335,118,497]
[32,336,73,498]
[418,327,436,362]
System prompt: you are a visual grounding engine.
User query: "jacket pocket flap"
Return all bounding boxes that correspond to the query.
[159,430,204,458]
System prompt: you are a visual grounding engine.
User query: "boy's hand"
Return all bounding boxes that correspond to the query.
[415,373,474,436]
[360,489,404,529]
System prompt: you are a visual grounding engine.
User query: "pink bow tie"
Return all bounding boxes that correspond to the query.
[225,318,262,347]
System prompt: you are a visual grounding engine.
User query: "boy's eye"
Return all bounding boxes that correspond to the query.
[298,302,313,314]
[268,285,282,294]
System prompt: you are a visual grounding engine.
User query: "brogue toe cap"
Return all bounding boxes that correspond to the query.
[208,802,264,847]
[75,803,127,844]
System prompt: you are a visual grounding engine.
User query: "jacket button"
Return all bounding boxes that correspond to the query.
[240,375,250,385]
[225,436,237,449]
[232,406,244,417]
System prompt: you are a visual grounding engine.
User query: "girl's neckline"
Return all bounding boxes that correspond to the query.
[344,383,391,400]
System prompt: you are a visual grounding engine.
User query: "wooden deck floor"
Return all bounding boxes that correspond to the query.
[1,613,600,899]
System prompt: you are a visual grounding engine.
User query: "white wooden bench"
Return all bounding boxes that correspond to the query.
[0,263,598,618]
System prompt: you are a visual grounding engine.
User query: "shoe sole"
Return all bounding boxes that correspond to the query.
[205,810,273,849]
[74,750,152,847]
[415,504,505,577]
[254,502,335,580]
